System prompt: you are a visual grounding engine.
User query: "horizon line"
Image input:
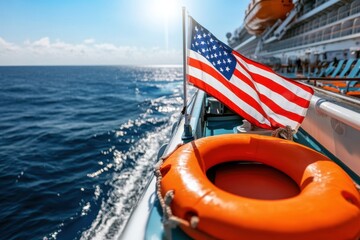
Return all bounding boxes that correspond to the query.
[0,64,183,68]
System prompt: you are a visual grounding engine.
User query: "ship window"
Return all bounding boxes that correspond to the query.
[316,31,322,42]
[295,36,302,47]
[323,27,331,40]
[293,27,298,36]
[341,19,354,37]
[304,22,311,33]
[353,18,360,34]
[315,0,326,7]
[303,35,309,45]
[298,25,304,35]
[338,5,350,20]
[331,24,341,39]
[319,14,327,27]
[327,9,338,24]
[284,39,291,49]
[309,33,316,44]
[312,18,319,30]
[288,38,294,48]
[286,29,293,38]
[350,0,360,15]
[303,1,313,13]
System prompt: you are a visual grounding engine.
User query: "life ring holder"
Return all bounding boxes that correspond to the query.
[156,134,360,240]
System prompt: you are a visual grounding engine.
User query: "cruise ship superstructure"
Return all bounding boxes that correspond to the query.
[227,0,360,69]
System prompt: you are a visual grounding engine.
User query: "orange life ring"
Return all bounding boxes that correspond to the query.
[159,134,360,240]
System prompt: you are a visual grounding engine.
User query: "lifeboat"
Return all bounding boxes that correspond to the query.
[244,0,294,35]
[158,134,360,240]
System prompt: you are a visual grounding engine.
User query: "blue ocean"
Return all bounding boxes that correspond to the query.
[0,66,184,240]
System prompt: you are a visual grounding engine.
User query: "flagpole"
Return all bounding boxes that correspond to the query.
[181,6,193,141]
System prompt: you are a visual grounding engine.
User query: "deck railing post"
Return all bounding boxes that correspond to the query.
[181,7,194,142]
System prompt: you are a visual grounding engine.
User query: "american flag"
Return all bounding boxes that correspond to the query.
[187,17,314,130]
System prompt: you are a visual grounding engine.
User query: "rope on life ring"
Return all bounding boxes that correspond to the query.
[271,125,294,140]
[157,134,360,240]
[155,164,199,239]
[155,161,211,240]
[154,143,203,240]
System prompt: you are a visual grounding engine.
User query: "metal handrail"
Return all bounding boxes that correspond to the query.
[311,95,360,131]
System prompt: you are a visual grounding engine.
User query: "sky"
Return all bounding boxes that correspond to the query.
[0,0,248,66]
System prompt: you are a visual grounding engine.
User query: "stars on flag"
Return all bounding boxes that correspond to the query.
[190,21,236,80]
[188,17,314,130]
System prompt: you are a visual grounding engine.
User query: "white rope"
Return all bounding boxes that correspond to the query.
[155,161,196,240]
[154,142,204,240]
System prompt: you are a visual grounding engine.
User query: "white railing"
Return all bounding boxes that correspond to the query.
[311,95,360,131]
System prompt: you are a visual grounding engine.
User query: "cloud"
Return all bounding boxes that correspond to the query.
[32,37,51,48]
[83,38,95,44]
[0,37,20,52]
[0,36,182,65]
[94,43,119,51]
[23,37,87,56]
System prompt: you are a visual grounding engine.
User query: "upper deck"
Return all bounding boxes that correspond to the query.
[228,0,360,62]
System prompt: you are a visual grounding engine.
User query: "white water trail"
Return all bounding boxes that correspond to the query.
[80,114,178,240]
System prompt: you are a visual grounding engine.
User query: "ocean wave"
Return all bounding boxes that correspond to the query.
[0,66,183,240]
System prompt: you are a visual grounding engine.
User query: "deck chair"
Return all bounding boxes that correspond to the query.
[317,61,335,77]
[330,59,345,77]
[346,59,360,78]
[334,81,360,96]
[302,67,317,77]
[326,59,360,87]
[338,59,355,77]
[315,68,325,77]
[317,60,349,87]
[321,59,360,94]
[324,61,336,76]
[311,68,319,77]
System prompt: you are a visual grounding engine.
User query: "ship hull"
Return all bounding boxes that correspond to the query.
[121,90,360,239]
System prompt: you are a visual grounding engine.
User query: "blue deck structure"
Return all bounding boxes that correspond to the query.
[348,59,360,78]
[338,59,355,77]
[330,59,345,77]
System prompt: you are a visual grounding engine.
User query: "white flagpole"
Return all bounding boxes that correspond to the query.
[181,6,193,141]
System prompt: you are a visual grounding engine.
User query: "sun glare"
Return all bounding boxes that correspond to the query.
[146,0,181,51]
[150,0,180,22]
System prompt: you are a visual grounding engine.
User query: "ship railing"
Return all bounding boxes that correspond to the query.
[263,7,360,53]
[230,0,360,53]
[263,20,360,53]
[309,92,360,132]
